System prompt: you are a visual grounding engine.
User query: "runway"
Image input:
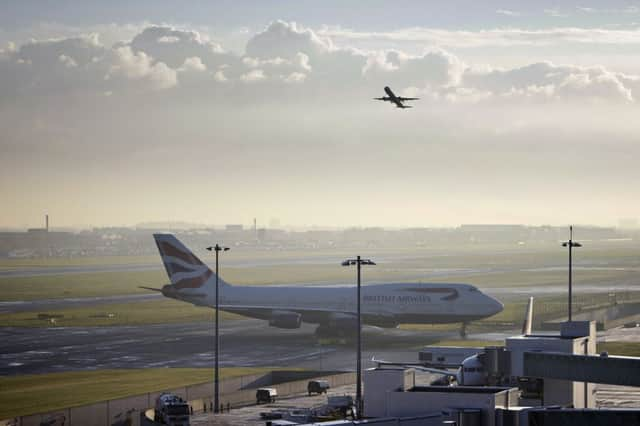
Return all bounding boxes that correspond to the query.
[2,316,638,377]
[0,319,460,376]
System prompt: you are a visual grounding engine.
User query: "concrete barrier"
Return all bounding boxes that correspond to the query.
[2,370,355,426]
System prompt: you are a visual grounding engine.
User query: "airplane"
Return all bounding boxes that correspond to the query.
[142,234,503,338]
[374,86,419,108]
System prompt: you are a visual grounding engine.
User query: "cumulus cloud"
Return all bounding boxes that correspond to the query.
[213,70,228,82]
[129,26,229,69]
[240,69,266,82]
[58,54,78,68]
[283,72,306,83]
[107,46,177,90]
[459,62,635,103]
[363,49,464,87]
[179,56,207,72]
[1,20,640,104]
[245,20,332,59]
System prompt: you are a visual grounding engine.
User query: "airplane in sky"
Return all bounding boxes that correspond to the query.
[143,234,503,337]
[374,86,419,108]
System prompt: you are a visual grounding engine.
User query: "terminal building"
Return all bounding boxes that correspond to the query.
[351,320,640,426]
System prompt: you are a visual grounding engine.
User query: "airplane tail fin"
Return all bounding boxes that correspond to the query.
[521,297,534,336]
[153,234,230,290]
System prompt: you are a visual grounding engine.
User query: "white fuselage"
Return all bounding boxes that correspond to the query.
[152,234,503,330]
[172,281,503,327]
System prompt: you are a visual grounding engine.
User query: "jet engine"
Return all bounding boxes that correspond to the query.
[268,310,302,329]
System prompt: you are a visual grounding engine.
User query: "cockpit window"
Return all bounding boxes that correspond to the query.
[468,287,478,292]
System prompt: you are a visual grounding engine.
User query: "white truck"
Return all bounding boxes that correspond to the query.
[154,393,190,426]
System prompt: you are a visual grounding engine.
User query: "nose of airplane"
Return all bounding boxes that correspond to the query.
[487,296,504,316]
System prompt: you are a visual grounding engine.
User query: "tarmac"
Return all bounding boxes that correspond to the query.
[0,319,458,375]
[3,316,639,376]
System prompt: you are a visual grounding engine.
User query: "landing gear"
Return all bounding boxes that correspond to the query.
[315,324,349,338]
[459,322,468,339]
[315,324,355,344]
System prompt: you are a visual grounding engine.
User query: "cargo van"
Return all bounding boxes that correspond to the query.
[307,379,330,395]
[256,387,278,404]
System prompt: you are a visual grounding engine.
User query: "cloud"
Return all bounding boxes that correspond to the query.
[496,9,521,17]
[459,62,635,103]
[213,70,227,82]
[129,25,235,70]
[107,46,177,90]
[544,8,568,18]
[58,54,78,68]
[283,72,306,83]
[240,69,266,82]
[556,71,633,102]
[179,56,207,72]
[245,20,332,59]
[363,49,464,87]
[1,21,640,105]
[318,26,640,48]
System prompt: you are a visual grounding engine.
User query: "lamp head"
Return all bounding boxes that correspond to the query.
[342,258,376,266]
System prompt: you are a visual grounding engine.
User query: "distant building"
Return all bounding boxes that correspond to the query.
[225,224,243,232]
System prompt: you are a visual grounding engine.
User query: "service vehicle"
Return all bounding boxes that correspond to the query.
[256,387,278,404]
[307,379,330,395]
[154,393,190,426]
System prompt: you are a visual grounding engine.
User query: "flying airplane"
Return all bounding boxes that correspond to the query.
[143,234,503,337]
[374,86,419,108]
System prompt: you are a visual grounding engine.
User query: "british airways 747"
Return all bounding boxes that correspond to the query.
[143,234,503,337]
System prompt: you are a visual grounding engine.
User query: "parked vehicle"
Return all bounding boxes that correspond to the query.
[154,393,190,426]
[256,387,278,404]
[307,379,330,395]
[327,395,356,418]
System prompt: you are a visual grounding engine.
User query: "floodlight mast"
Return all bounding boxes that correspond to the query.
[561,226,582,322]
[342,255,376,419]
[206,244,230,413]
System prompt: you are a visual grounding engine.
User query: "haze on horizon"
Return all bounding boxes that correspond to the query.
[2,1,640,230]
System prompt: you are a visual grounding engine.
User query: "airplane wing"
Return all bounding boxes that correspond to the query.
[139,286,163,292]
[218,304,355,316]
[371,357,458,377]
[374,97,393,101]
[139,286,207,298]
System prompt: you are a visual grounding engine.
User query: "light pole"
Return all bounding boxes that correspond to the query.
[206,244,229,413]
[342,256,375,419]
[561,226,581,322]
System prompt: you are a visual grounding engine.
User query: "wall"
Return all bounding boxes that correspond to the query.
[383,388,514,426]
[364,368,416,418]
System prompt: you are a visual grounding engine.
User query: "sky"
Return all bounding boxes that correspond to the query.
[1,1,640,229]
